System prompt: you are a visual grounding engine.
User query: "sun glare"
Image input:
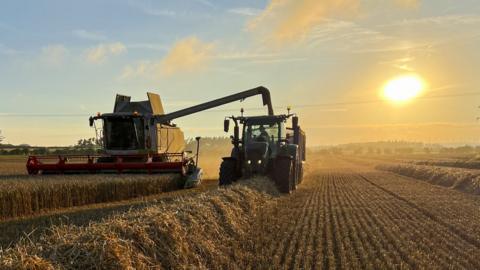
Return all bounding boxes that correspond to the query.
[383,75,424,103]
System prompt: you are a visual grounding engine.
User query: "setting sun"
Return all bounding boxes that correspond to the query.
[383,75,425,102]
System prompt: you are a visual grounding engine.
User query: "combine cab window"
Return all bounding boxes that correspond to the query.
[104,118,145,150]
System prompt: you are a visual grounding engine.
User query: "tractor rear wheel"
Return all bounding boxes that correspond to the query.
[275,157,294,193]
[219,159,237,186]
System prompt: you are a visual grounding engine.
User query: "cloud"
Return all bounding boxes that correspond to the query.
[380,56,416,71]
[0,43,18,55]
[127,1,177,17]
[142,9,176,17]
[248,0,360,43]
[248,0,425,45]
[160,37,214,75]
[228,7,262,16]
[120,36,214,79]
[40,44,68,66]
[84,42,127,64]
[388,14,480,26]
[72,29,107,41]
[394,0,420,8]
[120,60,154,79]
[193,0,215,8]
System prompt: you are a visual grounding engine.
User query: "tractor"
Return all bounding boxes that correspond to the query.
[220,109,306,193]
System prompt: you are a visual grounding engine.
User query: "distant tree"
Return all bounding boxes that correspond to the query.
[353,148,364,155]
[31,147,49,155]
[0,130,4,144]
[71,137,102,154]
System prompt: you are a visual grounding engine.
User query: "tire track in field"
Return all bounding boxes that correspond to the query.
[337,174,415,268]
[297,174,324,269]
[333,174,397,269]
[359,174,480,250]
[329,175,363,269]
[311,174,327,269]
[244,175,320,268]
[331,175,368,269]
[354,173,480,268]
[278,180,320,267]
[343,173,447,268]
[326,176,343,269]
[349,174,466,268]
[241,158,479,269]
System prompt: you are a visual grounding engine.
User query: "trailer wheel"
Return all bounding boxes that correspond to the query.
[275,157,293,193]
[219,159,236,186]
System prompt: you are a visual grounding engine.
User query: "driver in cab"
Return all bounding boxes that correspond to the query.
[256,125,270,143]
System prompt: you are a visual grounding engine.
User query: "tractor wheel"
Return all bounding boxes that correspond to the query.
[219,159,237,186]
[275,157,294,193]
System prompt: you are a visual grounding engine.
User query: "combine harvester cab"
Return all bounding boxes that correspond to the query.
[27,92,203,188]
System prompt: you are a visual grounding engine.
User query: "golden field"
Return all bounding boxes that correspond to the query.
[0,153,479,269]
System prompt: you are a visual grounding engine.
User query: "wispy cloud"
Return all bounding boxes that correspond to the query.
[193,0,215,8]
[127,0,177,17]
[0,43,18,55]
[72,29,107,41]
[161,36,214,76]
[303,19,437,55]
[121,36,214,79]
[387,14,480,26]
[248,0,360,44]
[379,56,416,71]
[228,7,262,16]
[40,44,68,66]
[247,0,426,45]
[126,43,169,51]
[120,60,155,79]
[142,8,176,17]
[84,42,127,64]
[394,0,420,9]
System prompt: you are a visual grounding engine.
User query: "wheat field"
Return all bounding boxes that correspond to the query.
[1,154,479,269]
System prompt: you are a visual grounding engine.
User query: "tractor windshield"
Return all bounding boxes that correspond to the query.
[245,123,280,144]
[104,117,145,150]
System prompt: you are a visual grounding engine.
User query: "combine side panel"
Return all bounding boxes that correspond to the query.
[157,125,185,155]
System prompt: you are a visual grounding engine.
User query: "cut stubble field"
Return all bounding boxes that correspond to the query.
[239,157,480,269]
[1,154,479,269]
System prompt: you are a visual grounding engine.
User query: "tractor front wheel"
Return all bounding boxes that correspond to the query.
[219,159,237,186]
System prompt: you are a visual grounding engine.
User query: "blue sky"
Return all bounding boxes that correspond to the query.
[1,0,480,146]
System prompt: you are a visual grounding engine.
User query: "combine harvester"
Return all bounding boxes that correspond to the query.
[26,86,306,192]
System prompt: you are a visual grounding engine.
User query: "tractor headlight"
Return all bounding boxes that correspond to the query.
[247,160,251,165]
[257,160,262,164]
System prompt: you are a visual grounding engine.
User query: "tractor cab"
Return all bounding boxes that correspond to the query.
[243,115,287,160]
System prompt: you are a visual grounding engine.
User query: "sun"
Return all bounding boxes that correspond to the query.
[383,74,425,102]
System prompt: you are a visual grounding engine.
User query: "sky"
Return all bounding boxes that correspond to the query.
[0,0,480,146]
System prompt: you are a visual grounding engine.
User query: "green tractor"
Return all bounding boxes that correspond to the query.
[220,110,306,193]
